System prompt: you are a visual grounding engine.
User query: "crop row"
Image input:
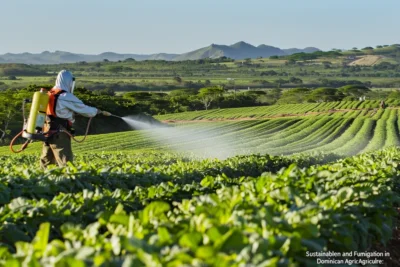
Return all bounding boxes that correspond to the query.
[155,100,384,121]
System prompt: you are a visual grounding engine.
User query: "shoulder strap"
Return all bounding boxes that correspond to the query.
[47,89,66,117]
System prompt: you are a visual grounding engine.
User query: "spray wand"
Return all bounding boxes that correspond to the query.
[99,111,121,119]
[110,114,122,119]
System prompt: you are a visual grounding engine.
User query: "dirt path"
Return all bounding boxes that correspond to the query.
[162,107,388,124]
[348,55,382,66]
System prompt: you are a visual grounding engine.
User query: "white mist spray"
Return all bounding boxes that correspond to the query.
[116,115,343,159]
[120,116,241,159]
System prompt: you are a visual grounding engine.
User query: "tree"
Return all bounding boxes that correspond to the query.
[289,77,303,84]
[169,89,198,97]
[307,87,344,102]
[184,81,198,89]
[260,70,278,76]
[338,85,370,97]
[373,62,397,70]
[173,76,182,83]
[274,78,289,88]
[123,92,152,101]
[270,88,282,101]
[74,87,93,96]
[0,65,45,76]
[322,61,332,69]
[198,86,224,110]
[94,88,115,96]
[0,92,21,143]
[124,58,136,62]
[245,90,266,97]
[107,65,124,73]
[277,88,310,104]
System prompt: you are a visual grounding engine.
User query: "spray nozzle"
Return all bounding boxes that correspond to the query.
[102,111,112,116]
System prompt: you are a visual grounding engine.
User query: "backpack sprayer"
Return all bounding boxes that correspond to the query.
[9,88,115,153]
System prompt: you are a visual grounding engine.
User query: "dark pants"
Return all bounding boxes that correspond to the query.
[40,132,73,169]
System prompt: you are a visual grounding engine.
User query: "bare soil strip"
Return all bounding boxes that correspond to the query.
[348,55,383,66]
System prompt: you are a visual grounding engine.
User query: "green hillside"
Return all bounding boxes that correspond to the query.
[342,44,400,56]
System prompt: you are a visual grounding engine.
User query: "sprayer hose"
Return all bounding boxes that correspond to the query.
[10,117,94,153]
[9,131,30,153]
[62,117,93,143]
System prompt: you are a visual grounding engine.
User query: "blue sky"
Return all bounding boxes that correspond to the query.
[0,0,398,54]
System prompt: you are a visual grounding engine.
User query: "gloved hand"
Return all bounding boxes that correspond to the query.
[96,109,111,116]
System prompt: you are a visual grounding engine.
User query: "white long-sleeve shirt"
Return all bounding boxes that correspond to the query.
[52,70,98,123]
[55,92,98,123]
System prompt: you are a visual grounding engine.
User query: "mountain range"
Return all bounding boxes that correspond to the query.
[0,42,319,64]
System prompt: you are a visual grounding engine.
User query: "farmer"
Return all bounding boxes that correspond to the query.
[40,70,104,169]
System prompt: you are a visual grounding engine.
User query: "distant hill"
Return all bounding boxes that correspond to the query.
[172,41,319,61]
[0,51,179,64]
[0,42,320,64]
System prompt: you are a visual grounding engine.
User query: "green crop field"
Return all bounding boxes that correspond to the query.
[0,103,399,266]
[155,100,400,121]
[3,107,400,157]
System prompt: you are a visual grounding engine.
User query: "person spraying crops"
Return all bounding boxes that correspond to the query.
[9,70,112,167]
[38,70,112,168]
